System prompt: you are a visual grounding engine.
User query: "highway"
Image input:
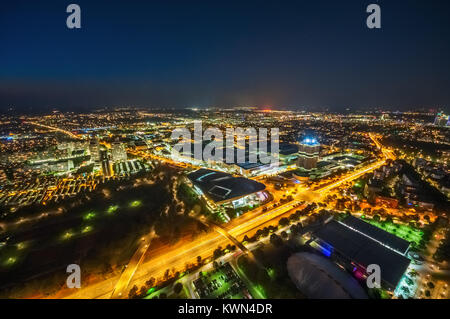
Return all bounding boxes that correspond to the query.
[318,158,386,193]
[110,229,155,298]
[60,160,383,299]
[60,199,301,298]
[56,134,392,299]
[24,121,82,140]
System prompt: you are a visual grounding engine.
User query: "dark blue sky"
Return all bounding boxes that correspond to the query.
[1,0,450,112]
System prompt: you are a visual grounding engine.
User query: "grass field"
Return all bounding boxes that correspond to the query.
[363,217,424,248]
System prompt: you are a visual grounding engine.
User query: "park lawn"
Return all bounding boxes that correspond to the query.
[365,219,424,247]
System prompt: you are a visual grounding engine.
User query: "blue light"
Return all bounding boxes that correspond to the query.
[318,242,333,257]
[320,247,332,257]
[302,136,318,145]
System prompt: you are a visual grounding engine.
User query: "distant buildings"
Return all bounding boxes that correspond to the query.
[57,141,75,156]
[297,137,320,170]
[0,169,8,186]
[364,178,383,198]
[401,172,435,210]
[433,112,450,127]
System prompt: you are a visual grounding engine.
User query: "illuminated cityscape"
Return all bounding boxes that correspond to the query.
[0,0,449,306]
[0,108,449,300]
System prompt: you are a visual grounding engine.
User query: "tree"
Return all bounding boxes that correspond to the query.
[384,216,393,224]
[128,285,138,299]
[278,218,289,228]
[173,282,183,295]
[164,269,170,280]
[145,277,156,289]
[255,229,263,239]
[269,234,283,247]
[289,225,298,235]
[269,225,277,233]
[213,247,223,259]
[100,262,112,276]
[139,286,148,297]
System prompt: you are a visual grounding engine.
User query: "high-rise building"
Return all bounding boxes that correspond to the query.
[111,141,127,162]
[89,138,101,163]
[297,137,320,170]
[100,150,112,177]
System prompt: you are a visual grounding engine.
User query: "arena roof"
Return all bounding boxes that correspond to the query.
[341,215,411,254]
[188,168,266,203]
[288,252,368,299]
[314,219,411,289]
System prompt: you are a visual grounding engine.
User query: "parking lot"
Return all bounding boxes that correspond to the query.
[193,263,252,299]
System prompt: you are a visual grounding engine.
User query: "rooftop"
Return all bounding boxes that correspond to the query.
[187,168,266,203]
[341,215,411,254]
[299,137,320,146]
[314,217,411,289]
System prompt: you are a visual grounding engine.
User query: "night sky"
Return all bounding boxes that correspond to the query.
[1,0,450,112]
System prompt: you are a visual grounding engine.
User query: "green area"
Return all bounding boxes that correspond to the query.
[177,183,211,217]
[237,245,305,299]
[364,218,424,248]
[0,168,207,298]
[352,178,368,197]
[142,279,189,299]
